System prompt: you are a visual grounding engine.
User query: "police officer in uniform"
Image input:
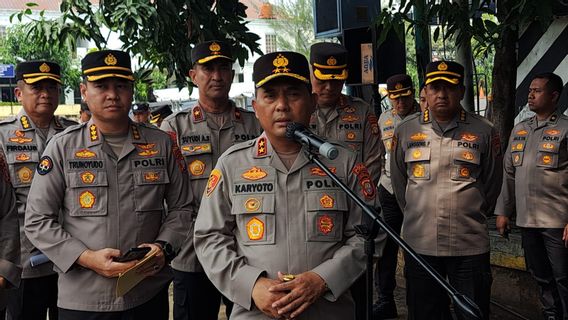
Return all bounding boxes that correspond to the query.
[374,74,419,319]
[194,51,378,319]
[161,40,261,320]
[132,102,151,125]
[308,42,382,183]
[495,72,568,320]
[390,61,503,320]
[0,60,77,320]
[24,50,193,319]
[0,148,19,319]
[309,42,383,320]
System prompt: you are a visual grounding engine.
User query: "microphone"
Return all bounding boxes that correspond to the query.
[285,122,339,160]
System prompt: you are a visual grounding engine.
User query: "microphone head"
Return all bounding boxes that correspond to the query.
[285,122,305,140]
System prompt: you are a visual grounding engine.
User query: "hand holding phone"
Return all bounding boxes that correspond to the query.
[113,247,151,263]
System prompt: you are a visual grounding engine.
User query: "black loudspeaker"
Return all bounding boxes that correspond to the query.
[313,0,380,38]
[343,26,406,85]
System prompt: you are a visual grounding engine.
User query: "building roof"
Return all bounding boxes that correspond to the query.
[242,0,274,19]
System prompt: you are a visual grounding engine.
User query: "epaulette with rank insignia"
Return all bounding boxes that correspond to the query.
[191,105,205,123]
[421,107,431,123]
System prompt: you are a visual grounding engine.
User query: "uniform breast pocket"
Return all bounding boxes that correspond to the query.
[67,170,109,217]
[405,147,431,180]
[452,148,481,181]
[6,151,39,188]
[133,169,170,211]
[305,191,346,242]
[231,194,276,246]
[536,141,560,169]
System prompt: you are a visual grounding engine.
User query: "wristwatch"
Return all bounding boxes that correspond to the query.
[154,240,176,262]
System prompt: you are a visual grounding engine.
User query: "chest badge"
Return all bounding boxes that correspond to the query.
[310,167,336,176]
[245,198,261,212]
[136,143,159,157]
[15,153,31,161]
[344,107,356,113]
[75,149,97,158]
[242,166,268,181]
[246,217,264,240]
[9,130,33,144]
[461,133,478,142]
[80,171,95,184]
[412,163,425,178]
[189,160,206,176]
[346,132,356,140]
[79,190,96,209]
[341,115,359,122]
[385,118,393,126]
[412,150,422,159]
[462,151,475,161]
[512,143,524,151]
[318,214,334,234]
[542,143,555,151]
[319,194,335,209]
[144,171,160,182]
[17,166,33,184]
[544,129,560,136]
[410,132,428,141]
[459,167,470,178]
[541,154,552,165]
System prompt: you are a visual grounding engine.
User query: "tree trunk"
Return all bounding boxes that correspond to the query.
[488,0,517,147]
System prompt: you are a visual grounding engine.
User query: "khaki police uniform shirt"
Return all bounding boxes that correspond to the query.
[0,148,20,309]
[390,108,503,256]
[24,120,193,312]
[194,133,377,319]
[0,109,76,279]
[495,112,568,228]
[160,102,262,272]
[310,94,382,185]
[378,106,419,194]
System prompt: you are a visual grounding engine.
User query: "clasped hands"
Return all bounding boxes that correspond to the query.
[252,271,328,319]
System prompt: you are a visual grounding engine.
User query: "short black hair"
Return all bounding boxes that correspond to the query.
[532,72,564,97]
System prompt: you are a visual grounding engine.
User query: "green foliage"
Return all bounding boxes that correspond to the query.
[0,24,81,90]
[269,0,333,58]
[13,0,263,89]
[375,0,554,59]
[134,68,168,102]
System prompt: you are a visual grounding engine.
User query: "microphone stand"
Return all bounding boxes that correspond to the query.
[303,149,483,320]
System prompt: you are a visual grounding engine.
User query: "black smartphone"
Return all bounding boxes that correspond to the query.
[113,247,151,263]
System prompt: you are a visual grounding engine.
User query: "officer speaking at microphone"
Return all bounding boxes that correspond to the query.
[194,51,381,319]
[24,50,193,319]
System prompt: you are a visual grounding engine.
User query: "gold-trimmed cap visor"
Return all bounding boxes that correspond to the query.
[424,61,464,85]
[81,50,134,82]
[313,68,348,81]
[310,42,348,81]
[253,51,311,88]
[388,89,413,99]
[16,61,62,84]
[191,40,234,65]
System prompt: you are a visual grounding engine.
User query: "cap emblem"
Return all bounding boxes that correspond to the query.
[272,54,290,74]
[326,56,337,66]
[104,54,117,66]
[395,83,403,90]
[437,62,448,71]
[39,63,50,73]
[209,42,221,54]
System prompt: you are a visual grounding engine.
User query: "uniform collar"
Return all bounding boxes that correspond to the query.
[16,108,65,134]
[85,120,147,148]
[530,110,560,127]
[422,107,469,124]
[252,133,313,174]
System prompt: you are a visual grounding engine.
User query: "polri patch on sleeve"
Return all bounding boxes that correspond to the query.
[37,156,53,175]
